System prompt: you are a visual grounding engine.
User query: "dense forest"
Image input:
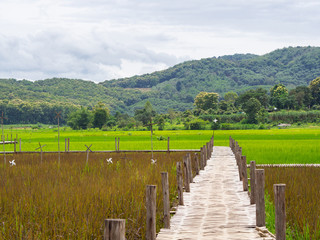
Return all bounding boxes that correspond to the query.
[0,46,320,125]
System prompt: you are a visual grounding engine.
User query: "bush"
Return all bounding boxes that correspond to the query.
[220,123,232,130]
[189,119,207,130]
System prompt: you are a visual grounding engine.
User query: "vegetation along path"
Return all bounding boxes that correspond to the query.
[157,146,272,240]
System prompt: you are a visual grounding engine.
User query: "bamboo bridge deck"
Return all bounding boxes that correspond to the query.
[157,146,273,240]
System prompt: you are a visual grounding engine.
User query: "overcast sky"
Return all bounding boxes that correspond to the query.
[0,0,319,82]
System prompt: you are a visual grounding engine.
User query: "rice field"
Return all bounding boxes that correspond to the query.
[1,127,320,239]
[0,151,198,239]
[263,167,320,239]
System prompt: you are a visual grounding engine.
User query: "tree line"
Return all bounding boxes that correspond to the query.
[1,77,319,129]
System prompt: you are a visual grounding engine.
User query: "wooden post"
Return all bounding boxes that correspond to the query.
[40,148,43,163]
[183,156,190,192]
[115,138,117,151]
[255,169,265,227]
[200,147,204,170]
[187,153,193,183]
[241,156,248,191]
[19,138,21,152]
[104,219,126,240]
[176,162,184,205]
[146,185,156,240]
[85,144,92,166]
[161,172,170,228]
[194,153,200,175]
[238,147,243,181]
[250,161,256,204]
[203,145,207,165]
[118,137,120,152]
[65,138,67,152]
[167,137,170,152]
[274,184,286,240]
[14,138,16,153]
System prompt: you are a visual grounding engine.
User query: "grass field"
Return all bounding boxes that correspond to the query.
[1,128,215,152]
[0,151,197,239]
[263,167,320,239]
[2,126,320,238]
[2,127,320,165]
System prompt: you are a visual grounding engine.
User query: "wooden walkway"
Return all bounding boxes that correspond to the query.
[157,146,273,240]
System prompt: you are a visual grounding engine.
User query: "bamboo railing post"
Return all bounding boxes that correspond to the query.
[203,145,207,166]
[167,137,170,152]
[274,184,286,240]
[194,153,200,175]
[14,138,16,153]
[176,162,184,205]
[115,138,117,151]
[200,147,204,170]
[187,153,193,183]
[183,156,190,192]
[241,156,248,191]
[65,138,67,152]
[161,172,170,228]
[256,169,265,227]
[238,147,243,181]
[250,161,256,204]
[19,138,21,152]
[104,219,126,240]
[146,185,157,240]
[118,137,120,151]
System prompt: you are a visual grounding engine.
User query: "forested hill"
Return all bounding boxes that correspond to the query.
[1,46,320,116]
[99,46,320,112]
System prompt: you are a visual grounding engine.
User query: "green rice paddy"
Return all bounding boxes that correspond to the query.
[2,127,320,164]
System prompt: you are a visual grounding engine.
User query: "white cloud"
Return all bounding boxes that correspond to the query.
[0,0,319,82]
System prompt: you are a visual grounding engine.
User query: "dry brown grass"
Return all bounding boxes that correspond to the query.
[0,151,195,239]
[263,167,320,239]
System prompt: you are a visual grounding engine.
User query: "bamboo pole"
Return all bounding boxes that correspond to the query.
[183,156,190,192]
[176,162,184,205]
[250,161,256,204]
[274,184,286,240]
[161,172,170,228]
[104,219,126,240]
[255,169,265,227]
[146,185,156,240]
[241,155,248,191]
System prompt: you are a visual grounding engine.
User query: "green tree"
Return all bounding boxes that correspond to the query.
[194,92,219,111]
[270,84,289,109]
[243,97,262,124]
[134,101,156,126]
[67,107,91,130]
[289,86,312,109]
[224,91,238,103]
[236,88,269,108]
[93,102,110,129]
[309,77,320,105]
[156,115,165,130]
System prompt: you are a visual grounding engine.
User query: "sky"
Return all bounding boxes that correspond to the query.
[0,0,320,83]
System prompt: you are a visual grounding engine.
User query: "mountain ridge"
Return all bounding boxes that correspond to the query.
[1,46,320,114]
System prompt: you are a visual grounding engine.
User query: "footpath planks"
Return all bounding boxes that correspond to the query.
[157,146,271,240]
